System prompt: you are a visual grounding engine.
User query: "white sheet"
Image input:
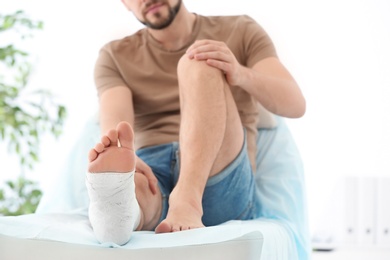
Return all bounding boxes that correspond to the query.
[0,115,310,260]
[0,212,297,259]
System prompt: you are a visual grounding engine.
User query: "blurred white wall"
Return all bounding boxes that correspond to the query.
[1,0,390,237]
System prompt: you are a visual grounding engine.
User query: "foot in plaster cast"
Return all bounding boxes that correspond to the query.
[88,121,136,173]
[87,121,143,244]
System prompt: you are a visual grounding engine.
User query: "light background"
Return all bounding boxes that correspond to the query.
[1,0,390,240]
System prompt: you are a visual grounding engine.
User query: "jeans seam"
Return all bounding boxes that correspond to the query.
[235,200,254,220]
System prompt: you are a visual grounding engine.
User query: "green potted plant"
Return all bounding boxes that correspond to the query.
[0,10,67,216]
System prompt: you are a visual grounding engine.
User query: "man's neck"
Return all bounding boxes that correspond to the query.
[147,5,196,51]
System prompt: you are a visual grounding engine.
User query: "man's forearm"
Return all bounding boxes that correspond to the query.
[99,86,135,134]
[238,57,306,118]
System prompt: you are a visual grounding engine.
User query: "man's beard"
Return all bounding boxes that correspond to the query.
[140,0,182,30]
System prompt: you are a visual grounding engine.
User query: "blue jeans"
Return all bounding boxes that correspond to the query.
[136,137,261,227]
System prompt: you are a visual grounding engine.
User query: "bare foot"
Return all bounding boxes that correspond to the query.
[155,188,205,233]
[88,121,136,173]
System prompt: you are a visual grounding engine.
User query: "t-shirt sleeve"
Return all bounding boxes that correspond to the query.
[94,44,128,97]
[241,15,278,68]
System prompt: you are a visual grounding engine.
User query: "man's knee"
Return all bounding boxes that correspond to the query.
[177,54,224,85]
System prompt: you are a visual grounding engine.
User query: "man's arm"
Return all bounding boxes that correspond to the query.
[99,86,158,194]
[238,56,306,118]
[99,86,134,134]
[186,40,305,118]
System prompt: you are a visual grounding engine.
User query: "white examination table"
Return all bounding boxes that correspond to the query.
[0,115,311,260]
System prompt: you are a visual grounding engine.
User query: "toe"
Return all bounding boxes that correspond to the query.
[155,221,172,234]
[107,129,118,146]
[181,226,190,231]
[88,149,98,162]
[94,143,105,153]
[101,135,111,147]
[117,121,134,150]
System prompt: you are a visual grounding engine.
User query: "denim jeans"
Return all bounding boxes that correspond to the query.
[136,136,261,226]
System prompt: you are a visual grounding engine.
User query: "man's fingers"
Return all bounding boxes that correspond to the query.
[143,170,158,195]
[186,40,225,57]
[136,157,158,194]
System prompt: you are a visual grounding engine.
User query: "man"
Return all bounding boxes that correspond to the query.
[86,0,305,245]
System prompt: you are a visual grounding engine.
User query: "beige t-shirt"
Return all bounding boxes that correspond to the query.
[94,14,277,172]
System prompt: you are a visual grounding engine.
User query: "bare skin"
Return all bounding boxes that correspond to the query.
[153,55,245,233]
[88,122,136,174]
[94,0,305,235]
[89,56,244,233]
[88,121,162,231]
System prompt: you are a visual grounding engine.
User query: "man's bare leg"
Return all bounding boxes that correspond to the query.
[155,56,244,233]
[88,122,162,235]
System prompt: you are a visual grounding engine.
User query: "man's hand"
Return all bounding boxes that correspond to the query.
[186,39,247,87]
[135,155,158,195]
